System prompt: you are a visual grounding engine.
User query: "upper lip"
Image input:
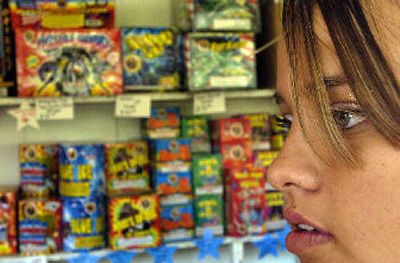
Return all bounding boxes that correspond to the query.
[283,207,330,233]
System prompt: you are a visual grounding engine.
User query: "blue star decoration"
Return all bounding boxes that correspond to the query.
[106,251,137,263]
[147,245,177,263]
[195,228,225,260]
[253,224,291,259]
[68,252,100,263]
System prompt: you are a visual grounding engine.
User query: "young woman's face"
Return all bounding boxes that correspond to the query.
[270,6,400,263]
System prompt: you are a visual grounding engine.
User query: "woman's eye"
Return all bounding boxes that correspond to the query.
[275,114,293,129]
[332,110,367,130]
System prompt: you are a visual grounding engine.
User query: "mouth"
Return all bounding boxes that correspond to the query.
[283,208,334,253]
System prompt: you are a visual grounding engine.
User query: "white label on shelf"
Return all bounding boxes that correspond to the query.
[115,95,151,118]
[209,76,249,88]
[213,19,251,30]
[35,97,74,120]
[117,235,154,247]
[193,91,226,115]
[7,256,46,263]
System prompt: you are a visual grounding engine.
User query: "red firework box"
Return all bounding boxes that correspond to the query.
[0,188,17,255]
[104,142,151,196]
[212,117,252,143]
[108,195,161,250]
[15,28,123,97]
[18,199,62,255]
[213,140,252,168]
[224,164,267,236]
[9,0,115,30]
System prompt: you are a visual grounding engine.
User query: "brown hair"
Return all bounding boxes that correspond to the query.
[282,0,400,165]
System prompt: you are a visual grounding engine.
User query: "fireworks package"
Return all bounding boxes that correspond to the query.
[62,196,106,252]
[18,199,62,255]
[0,188,17,255]
[59,144,105,198]
[15,29,123,97]
[185,33,256,91]
[224,164,267,236]
[121,27,181,91]
[19,144,59,198]
[181,116,211,153]
[194,194,224,236]
[145,107,181,139]
[104,142,151,196]
[108,194,161,250]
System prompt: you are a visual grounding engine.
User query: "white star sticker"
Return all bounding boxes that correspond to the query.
[8,101,40,131]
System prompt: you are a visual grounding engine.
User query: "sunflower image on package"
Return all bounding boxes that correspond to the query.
[19,144,59,198]
[186,33,256,91]
[15,29,123,97]
[18,200,62,255]
[62,197,106,252]
[59,144,105,198]
[193,0,259,31]
[105,142,150,196]
[108,195,161,250]
[121,27,180,91]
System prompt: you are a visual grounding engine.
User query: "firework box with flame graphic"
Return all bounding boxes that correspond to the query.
[0,188,17,255]
[185,33,256,91]
[18,199,62,255]
[108,195,161,250]
[15,29,123,97]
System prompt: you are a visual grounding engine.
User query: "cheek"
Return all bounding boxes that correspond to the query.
[324,131,400,249]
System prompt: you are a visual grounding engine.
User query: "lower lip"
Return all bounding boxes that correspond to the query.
[286,229,334,253]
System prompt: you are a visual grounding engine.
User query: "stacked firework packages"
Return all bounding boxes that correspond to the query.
[106,141,161,250]
[211,116,267,236]
[18,144,62,255]
[147,107,195,243]
[182,0,259,91]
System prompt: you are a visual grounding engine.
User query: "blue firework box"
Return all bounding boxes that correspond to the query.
[121,27,181,91]
[62,196,106,252]
[59,144,105,198]
[186,33,256,91]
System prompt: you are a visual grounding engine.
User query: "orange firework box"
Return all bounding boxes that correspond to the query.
[0,187,17,255]
[108,195,161,250]
[212,117,252,142]
[151,139,191,163]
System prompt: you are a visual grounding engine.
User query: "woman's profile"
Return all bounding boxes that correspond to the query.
[269,1,400,262]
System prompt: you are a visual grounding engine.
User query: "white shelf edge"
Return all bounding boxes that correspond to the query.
[0,89,276,107]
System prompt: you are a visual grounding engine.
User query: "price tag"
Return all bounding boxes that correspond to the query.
[115,95,151,118]
[193,92,226,115]
[35,97,74,120]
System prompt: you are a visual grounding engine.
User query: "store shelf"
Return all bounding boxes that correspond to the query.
[0,89,275,107]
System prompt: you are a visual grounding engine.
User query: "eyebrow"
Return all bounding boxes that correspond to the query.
[275,75,349,105]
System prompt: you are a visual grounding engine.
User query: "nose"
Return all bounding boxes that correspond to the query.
[268,121,321,193]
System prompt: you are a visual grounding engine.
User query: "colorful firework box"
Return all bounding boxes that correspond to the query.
[181,116,211,153]
[0,188,17,255]
[151,139,191,163]
[244,113,272,150]
[108,195,161,250]
[59,144,105,198]
[146,107,181,139]
[194,194,224,236]
[104,142,150,196]
[62,196,106,252]
[153,170,192,196]
[253,150,279,169]
[270,114,290,135]
[19,144,59,198]
[213,140,252,168]
[18,199,62,255]
[212,117,252,142]
[265,191,286,231]
[9,0,115,29]
[192,154,222,195]
[271,134,285,150]
[121,27,181,91]
[0,0,16,97]
[185,33,256,91]
[224,164,266,236]
[15,29,123,97]
[154,161,191,173]
[160,202,194,242]
[192,0,259,31]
